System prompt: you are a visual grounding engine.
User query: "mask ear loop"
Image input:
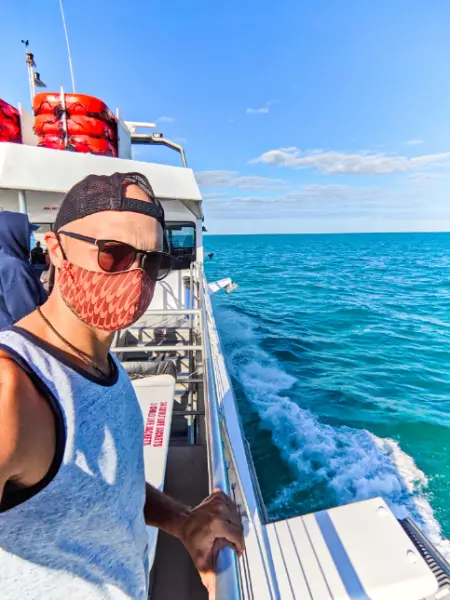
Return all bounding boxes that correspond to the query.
[47,264,55,295]
[55,231,69,261]
[47,232,68,296]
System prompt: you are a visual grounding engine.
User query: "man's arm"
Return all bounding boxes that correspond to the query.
[0,355,56,505]
[144,483,244,597]
[144,482,190,536]
[0,358,28,502]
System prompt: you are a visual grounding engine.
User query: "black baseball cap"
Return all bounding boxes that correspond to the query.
[54,172,165,232]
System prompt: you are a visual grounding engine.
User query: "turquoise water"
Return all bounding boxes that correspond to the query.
[205,232,450,558]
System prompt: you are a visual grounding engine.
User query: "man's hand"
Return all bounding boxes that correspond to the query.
[144,484,244,599]
[178,489,244,599]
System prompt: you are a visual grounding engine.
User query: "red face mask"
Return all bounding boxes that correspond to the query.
[58,260,155,331]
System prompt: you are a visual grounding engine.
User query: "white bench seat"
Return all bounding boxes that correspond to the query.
[133,374,176,571]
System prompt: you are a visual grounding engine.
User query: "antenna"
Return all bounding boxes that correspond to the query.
[58,0,76,92]
[21,39,46,106]
[21,40,33,103]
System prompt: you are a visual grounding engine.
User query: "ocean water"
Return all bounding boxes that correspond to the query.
[204,232,450,558]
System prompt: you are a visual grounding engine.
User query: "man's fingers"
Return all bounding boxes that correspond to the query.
[224,508,243,532]
[209,490,242,522]
[211,519,244,555]
[213,537,232,559]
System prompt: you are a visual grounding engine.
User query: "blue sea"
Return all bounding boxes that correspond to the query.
[205,232,450,559]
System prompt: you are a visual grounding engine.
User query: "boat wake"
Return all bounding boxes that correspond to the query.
[218,308,450,560]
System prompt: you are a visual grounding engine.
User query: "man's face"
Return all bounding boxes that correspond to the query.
[47,184,164,272]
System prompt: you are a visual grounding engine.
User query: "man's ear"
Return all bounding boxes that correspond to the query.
[44,232,64,268]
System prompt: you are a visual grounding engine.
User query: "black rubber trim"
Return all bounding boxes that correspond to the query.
[0,345,67,512]
[9,326,118,387]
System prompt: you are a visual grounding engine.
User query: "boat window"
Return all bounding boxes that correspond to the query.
[165,222,196,270]
[31,223,53,248]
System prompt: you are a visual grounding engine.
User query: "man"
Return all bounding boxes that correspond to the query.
[31,240,45,263]
[0,172,243,599]
[0,211,47,328]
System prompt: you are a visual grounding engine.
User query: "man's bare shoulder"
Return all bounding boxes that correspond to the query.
[0,349,37,403]
[0,348,53,431]
[0,349,56,498]
[0,351,28,496]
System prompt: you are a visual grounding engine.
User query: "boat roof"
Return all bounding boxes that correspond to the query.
[0,143,203,219]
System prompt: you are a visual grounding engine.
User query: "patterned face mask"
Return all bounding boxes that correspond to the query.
[58,260,155,331]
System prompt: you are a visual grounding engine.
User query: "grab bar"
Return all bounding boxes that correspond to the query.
[201,274,242,600]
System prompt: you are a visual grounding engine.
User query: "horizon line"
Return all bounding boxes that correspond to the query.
[203,230,450,236]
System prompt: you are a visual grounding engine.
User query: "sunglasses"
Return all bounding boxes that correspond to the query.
[57,231,172,281]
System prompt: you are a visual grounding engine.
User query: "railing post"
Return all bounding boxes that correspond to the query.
[18,190,28,214]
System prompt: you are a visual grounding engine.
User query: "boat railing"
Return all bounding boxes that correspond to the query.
[111,266,243,598]
[200,273,242,600]
[124,121,188,168]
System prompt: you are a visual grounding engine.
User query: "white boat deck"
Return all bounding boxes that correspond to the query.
[266,498,438,600]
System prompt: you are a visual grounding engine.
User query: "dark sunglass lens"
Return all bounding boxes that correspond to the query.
[144,253,172,281]
[157,253,173,280]
[99,242,135,272]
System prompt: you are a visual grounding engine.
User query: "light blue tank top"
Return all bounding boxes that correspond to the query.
[0,327,149,599]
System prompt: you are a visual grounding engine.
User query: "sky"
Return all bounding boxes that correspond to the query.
[2,1,450,234]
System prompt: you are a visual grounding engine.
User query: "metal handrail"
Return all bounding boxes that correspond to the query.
[134,309,201,316]
[111,345,202,353]
[201,271,242,600]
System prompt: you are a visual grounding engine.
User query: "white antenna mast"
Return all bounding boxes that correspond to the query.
[21,40,47,107]
[59,0,76,92]
[21,40,35,106]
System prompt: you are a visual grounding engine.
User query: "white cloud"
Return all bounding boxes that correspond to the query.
[202,192,229,200]
[407,172,444,184]
[246,107,269,115]
[284,184,380,202]
[235,176,285,190]
[196,170,285,190]
[250,147,450,175]
[157,116,175,123]
[210,184,382,206]
[246,100,277,115]
[196,170,237,188]
[405,139,424,146]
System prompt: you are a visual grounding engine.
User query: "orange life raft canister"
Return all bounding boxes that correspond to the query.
[33,92,118,157]
[37,134,117,157]
[33,93,117,124]
[34,114,117,141]
[0,99,22,143]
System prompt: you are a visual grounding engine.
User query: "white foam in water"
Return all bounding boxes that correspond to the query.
[219,309,450,560]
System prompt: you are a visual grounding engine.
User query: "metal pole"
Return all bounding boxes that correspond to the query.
[111,345,203,353]
[22,41,33,107]
[18,190,28,214]
[59,0,76,92]
[27,64,34,107]
[60,86,68,148]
